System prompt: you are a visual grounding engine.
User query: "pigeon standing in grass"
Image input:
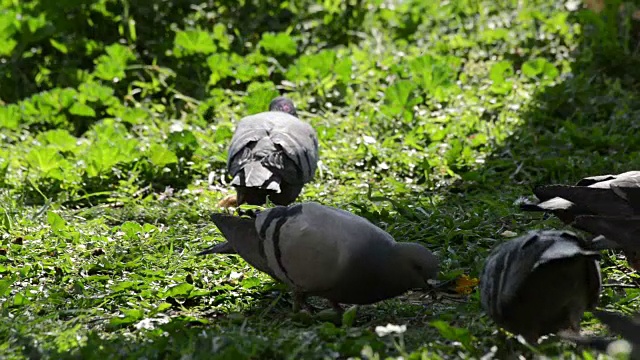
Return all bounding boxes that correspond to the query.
[200,202,440,313]
[211,96,319,255]
[226,96,318,207]
[519,171,640,270]
[559,310,640,359]
[480,230,602,343]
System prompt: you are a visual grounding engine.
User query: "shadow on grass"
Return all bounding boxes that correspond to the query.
[355,2,640,272]
[347,2,640,357]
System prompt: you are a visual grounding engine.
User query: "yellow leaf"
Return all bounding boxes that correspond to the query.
[455,275,479,295]
[217,194,237,208]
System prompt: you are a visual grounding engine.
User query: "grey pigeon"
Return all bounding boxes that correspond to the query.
[520,171,640,271]
[572,215,640,270]
[559,310,640,359]
[480,230,602,343]
[209,97,319,255]
[520,171,640,223]
[593,311,640,359]
[228,96,318,207]
[203,202,439,312]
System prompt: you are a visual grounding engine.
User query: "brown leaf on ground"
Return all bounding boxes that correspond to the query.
[455,274,480,295]
[217,194,237,208]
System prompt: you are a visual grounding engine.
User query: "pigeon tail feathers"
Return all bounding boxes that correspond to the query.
[231,161,281,192]
[197,241,237,256]
[209,213,275,277]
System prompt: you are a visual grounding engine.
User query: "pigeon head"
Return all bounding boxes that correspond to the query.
[269,96,297,117]
[395,242,439,288]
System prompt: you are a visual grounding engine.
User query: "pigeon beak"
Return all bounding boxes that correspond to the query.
[409,278,453,292]
[427,278,457,290]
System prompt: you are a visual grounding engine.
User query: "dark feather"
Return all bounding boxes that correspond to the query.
[594,310,640,344]
[480,230,601,343]
[573,216,640,251]
[197,241,236,256]
[207,213,276,277]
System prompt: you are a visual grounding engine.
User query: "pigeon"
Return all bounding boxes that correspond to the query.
[520,171,640,223]
[210,97,319,255]
[591,311,640,359]
[227,96,318,207]
[559,310,640,359]
[480,230,602,343]
[201,202,439,312]
[573,215,640,251]
[520,171,640,270]
[572,215,640,270]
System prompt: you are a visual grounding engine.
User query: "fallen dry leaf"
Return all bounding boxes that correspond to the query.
[584,0,605,13]
[455,274,480,295]
[217,194,237,208]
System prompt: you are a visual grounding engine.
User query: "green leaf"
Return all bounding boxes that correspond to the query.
[0,207,11,232]
[93,44,134,81]
[244,81,280,115]
[78,82,116,103]
[341,305,358,328]
[49,39,68,54]
[111,281,137,292]
[489,60,514,94]
[156,302,172,312]
[211,23,230,50]
[334,56,353,84]
[47,211,66,232]
[489,60,514,84]
[0,104,21,130]
[27,147,67,179]
[522,58,559,80]
[109,308,144,326]
[164,282,194,298]
[0,37,17,56]
[112,106,149,125]
[173,30,216,56]
[240,277,261,289]
[69,102,96,117]
[286,50,338,83]
[207,53,233,85]
[26,13,47,34]
[430,320,474,348]
[259,32,297,56]
[13,292,30,307]
[37,130,78,153]
[167,130,199,160]
[105,43,135,64]
[148,143,178,167]
[480,28,509,44]
[142,223,157,233]
[128,18,137,41]
[381,80,420,122]
[407,55,461,102]
[230,52,269,83]
[0,277,14,297]
[120,221,142,240]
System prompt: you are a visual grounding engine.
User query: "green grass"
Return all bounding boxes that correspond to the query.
[2,0,640,358]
